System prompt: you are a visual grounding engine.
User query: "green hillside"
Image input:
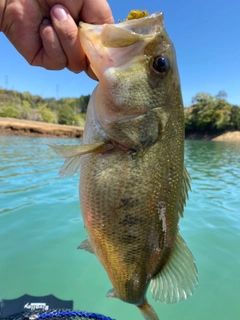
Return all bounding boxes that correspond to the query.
[0,88,90,126]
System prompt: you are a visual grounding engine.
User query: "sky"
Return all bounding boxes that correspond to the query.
[0,0,240,106]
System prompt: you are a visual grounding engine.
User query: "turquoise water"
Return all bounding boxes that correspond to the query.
[0,135,239,319]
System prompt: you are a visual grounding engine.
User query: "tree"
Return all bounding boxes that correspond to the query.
[0,105,20,118]
[215,90,227,101]
[21,100,31,119]
[39,105,56,123]
[78,94,90,113]
[57,105,75,125]
[184,91,240,133]
[230,106,240,130]
[191,93,214,106]
[212,109,230,130]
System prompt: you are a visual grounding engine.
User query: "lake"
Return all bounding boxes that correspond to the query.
[0,135,239,320]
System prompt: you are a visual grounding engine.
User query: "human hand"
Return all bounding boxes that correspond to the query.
[0,0,113,75]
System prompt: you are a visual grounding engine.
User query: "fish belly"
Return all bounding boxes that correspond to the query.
[79,142,181,305]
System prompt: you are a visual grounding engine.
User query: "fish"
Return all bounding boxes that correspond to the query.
[49,11,198,320]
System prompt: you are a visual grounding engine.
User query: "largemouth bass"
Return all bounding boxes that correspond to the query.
[50,12,198,320]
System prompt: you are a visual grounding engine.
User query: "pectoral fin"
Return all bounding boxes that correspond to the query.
[49,142,112,177]
[150,233,198,304]
[48,142,105,158]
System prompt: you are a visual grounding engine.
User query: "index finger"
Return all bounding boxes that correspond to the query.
[47,0,114,24]
[77,0,114,24]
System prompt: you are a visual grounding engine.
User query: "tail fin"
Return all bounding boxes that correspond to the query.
[138,300,159,320]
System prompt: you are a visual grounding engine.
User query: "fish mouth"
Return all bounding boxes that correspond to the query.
[79,12,166,78]
[100,12,164,48]
[79,12,164,49]
[117,11,164,32]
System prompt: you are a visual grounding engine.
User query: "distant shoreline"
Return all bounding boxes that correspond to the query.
[185,131,240,142]
[0,117,84,138]
[0,117,240,142]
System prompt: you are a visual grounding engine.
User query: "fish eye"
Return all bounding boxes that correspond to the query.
[152,55,171,74]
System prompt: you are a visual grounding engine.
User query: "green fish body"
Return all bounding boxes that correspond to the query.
[50,12,197,320]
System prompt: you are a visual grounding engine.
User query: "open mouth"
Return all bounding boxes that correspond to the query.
[100,12,164,48]
[117,11,164,35]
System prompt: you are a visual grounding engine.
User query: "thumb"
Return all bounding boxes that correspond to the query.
[51,5,86,73]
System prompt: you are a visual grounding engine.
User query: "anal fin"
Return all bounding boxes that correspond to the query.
[150,233,198,304]
[78,238,94,254]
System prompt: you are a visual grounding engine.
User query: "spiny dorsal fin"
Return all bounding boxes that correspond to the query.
[178,166,191,218]
[150,233,198,304]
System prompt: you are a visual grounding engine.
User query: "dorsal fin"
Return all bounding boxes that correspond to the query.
[178,166,191,218]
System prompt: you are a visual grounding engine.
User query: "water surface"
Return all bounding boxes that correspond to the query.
[0,136,239,319]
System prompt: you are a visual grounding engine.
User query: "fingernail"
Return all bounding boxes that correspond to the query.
[52,5,68,21]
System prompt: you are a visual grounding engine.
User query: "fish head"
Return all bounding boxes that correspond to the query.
[79,12,184,149]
